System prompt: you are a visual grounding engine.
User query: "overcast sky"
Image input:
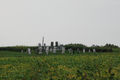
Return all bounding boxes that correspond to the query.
[0,0,120,47]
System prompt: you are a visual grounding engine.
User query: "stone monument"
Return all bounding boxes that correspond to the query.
[27,48,31,54]
[83,48,85,53]
[53,47,56,54]
[62,47,65,54]
[46,46,49,55]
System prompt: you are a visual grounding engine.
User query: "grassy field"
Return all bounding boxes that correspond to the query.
[0,51,120,80]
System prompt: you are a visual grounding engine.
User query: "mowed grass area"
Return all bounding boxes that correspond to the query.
[0,51,120,80]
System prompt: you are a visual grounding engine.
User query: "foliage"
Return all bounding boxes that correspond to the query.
[64,43,86,50]
[104,43,119,48]
[0,51,120,80]
[64,43,113,52]
[0,46,37,52]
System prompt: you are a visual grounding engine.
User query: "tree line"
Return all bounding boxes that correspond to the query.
[64,43,119,52]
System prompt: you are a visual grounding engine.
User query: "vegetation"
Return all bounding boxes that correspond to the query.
[0,46,37,52]
[0,50,120,80]
[104,43,119,48]
[64,43,114,52]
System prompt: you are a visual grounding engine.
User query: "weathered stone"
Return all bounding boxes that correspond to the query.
[27,48,31,54]
[93,49,96,53]
[83,48,85,53]
[38,47,42,54]
[46,47,49,55]
[62,47,65,54]
[53,47,56,54]
[50,48,52,52]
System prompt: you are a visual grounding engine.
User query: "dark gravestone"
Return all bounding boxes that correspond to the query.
[51,42,54,49]
[38,43,41,47]
[55,41,58,48]
[60,44,63,52]
[44,43,46,51]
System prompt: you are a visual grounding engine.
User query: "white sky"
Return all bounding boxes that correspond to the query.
[0,0,120,47]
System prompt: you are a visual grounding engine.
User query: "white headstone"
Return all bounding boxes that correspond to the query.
[46,47,49,55]
[93,49,96,53]
[38,47,42,54]
[62,47,65,54]
[53,47,56,54]
[83,48,85,53]
[27,48,31,54]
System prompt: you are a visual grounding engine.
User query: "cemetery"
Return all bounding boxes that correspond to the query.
[1,0,119,79]
[0,42,120,80]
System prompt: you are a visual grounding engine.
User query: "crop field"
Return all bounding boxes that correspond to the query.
[0,51,120,80]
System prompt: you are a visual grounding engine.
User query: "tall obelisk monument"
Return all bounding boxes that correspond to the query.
[42,37,44,47]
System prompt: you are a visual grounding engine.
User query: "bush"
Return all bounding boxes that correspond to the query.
[0,46,37,52]
[64,44,113,52]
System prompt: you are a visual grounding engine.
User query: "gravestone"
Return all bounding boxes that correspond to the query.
[51,42,54,49]
[55,41,58,49]
[83,48,85,53]
[62,47,65,54]
[89,49,91,53]
[93,49,96,53]
[50,48,52,52]
[44,43,46,51]
[60,44,63,52]
[68,48,72,54]
[27,48,31,54]
[38,47,42,54]
[38,43,41,47]
[53,47,56,54]
[38,43,42,53]
[46,46,49,55]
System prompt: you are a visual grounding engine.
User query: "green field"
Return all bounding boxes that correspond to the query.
[0,51,120,80]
